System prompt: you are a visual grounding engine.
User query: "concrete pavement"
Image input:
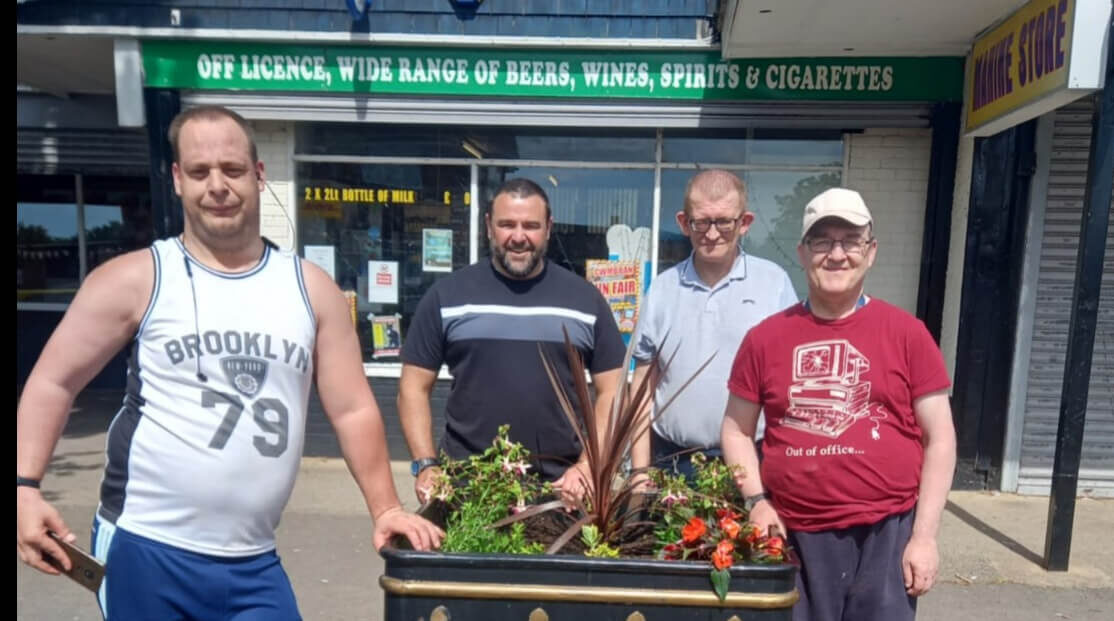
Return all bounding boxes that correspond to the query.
[17,390,1114,620]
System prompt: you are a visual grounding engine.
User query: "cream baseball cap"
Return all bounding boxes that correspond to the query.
[801,188,873,241]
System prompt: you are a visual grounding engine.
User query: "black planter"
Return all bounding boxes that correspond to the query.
[380,546,798,620]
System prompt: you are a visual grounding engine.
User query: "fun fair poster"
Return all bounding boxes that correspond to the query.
[586,260,643,335]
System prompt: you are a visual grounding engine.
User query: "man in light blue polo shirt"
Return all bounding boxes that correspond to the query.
[631,169,796,480]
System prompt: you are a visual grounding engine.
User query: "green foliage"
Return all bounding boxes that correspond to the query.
[649,451,745,546]
[651,452,788,568]
[580,525,620,558]
[435,425,549,556]
[710,568,731,602]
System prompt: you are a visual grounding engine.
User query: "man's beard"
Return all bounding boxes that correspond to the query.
[493,240,547,278]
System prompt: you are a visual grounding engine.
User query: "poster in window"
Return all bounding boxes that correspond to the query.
[371,315,402,359]
[304,245,336,280]
[585,260,643,335]
[367,260,399,305]
[422,228,453,273]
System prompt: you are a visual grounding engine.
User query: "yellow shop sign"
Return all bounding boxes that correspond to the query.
[965,0,1109,137]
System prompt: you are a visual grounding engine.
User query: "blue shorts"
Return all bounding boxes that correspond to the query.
[91,515,302,621]
[788,509,916,621]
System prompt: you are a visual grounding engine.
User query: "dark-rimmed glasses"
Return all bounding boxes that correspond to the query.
[687,216,741,233]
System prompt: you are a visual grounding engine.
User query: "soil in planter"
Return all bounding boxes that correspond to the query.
[519,509,660,557]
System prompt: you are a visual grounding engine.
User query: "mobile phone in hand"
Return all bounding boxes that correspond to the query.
[44,531,104,593]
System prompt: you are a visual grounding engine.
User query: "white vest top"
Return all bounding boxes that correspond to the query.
[98,238,316,557]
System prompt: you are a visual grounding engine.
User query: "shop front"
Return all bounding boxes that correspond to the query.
[142,40,963,373]
[948,0,1112,500]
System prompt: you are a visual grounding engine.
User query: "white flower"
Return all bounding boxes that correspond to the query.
[501,457,531,476]
[661,491,689,507]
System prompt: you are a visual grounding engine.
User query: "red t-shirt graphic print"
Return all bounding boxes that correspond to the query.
[728,299,951,532]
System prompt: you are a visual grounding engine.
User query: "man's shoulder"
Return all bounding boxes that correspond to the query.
[426,261,494,296]
[543,261,605,296]
[863,298,929,333]
[742,253,792,281]
[747,304,807,338]
[90,246,157,282]
[643,262,685,297]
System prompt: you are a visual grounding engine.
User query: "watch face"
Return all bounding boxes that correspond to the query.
[410,461,420,476]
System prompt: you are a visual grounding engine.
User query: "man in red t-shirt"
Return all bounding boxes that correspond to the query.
[721,188,956,621]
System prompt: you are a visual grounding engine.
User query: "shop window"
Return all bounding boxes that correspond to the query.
[82,176,155,272]
[296,162,470,360]
[17,174,153,305]
[17,201,80,304]
[662,129,843,167]
[478,166,654,278]
[464,127,655,162]
[297,124,656,162]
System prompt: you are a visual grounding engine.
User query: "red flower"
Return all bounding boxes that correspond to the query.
[681,517,707,544]
[660,543,683,560]
[712,540,735,570]
[715,507,741,521]
[719,517,741,540]
[763,536,785,559]
[742,523,763,546]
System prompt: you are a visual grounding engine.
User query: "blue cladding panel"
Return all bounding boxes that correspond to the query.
[524,0,556,16]
[410,14,440,33]
[18,0,712,36]
[486,0,529,14]
[561,0,588,15]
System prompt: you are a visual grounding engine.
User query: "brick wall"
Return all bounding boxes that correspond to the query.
[843,128,933,314]
[251,120,297,251]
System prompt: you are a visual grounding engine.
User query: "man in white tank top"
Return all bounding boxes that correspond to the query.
[16,105,442,620]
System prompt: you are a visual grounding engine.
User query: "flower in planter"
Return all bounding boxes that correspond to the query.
[650,457,790,601]
[713,540,735,571]
[501,457,531,477]
[426,330,790,601]
[681,517,707,545]
[659,490,688,507]
[720,516,741,540]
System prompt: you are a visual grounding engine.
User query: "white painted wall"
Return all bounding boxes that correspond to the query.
[939,128,975,384]
[843,128,932,315]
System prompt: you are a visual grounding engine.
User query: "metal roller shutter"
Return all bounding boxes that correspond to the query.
[1017,98,1114,496]
[181,92,934,129]
[17,127,149,176]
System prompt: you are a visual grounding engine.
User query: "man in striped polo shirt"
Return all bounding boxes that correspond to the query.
[399,178,626,505]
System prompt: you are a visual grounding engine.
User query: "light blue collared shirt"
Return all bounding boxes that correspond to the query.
[633,251,797,448]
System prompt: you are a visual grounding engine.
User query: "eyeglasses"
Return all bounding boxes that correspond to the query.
[805,237,874,255]
[687,216,741,233]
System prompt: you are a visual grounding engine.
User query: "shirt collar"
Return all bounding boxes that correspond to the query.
[678,250,749,290]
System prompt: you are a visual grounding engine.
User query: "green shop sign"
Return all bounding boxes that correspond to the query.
[143,40,962,102]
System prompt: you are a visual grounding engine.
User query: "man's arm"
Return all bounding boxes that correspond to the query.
[590,367,623,452]
[629,361,657,473]
[722,394,783,536]
[17,251,151,574]
[903,389,957,597]
[553,366,623,505]
[302,263,442,551]
[397,363,440,503]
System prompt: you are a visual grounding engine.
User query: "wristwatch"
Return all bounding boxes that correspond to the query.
[16,476,41,489]
[410,457,440,477]
[743,492,768,512]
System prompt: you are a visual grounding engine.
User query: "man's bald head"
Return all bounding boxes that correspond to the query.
[683,169,747,217]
